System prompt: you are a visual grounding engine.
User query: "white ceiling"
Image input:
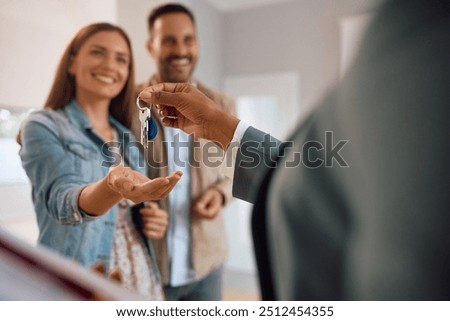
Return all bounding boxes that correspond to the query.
[203,0,293,12]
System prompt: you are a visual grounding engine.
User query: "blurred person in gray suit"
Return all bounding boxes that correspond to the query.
[137,0,450,300]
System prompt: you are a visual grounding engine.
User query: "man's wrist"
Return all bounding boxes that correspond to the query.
[207,109,239,150]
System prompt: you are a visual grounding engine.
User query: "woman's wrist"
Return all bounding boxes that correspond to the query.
[105,173,125,199]
[78,175,123,216]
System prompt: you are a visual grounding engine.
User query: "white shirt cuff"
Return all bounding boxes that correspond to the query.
[220,120,250,179]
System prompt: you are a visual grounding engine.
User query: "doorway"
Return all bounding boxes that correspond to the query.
[221,72,300,298]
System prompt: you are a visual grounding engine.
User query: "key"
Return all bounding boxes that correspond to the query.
[136,97,158,155]
[139,108,150,152]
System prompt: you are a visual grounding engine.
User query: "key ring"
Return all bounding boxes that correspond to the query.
[136,97,151,111]
[136,96,158,140]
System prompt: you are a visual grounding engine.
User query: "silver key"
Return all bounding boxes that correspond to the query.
[139,108,150,151]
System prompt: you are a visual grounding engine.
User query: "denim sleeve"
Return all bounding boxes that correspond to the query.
[19,114,96,225]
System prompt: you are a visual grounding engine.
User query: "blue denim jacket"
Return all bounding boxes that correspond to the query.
[19,99,155,273]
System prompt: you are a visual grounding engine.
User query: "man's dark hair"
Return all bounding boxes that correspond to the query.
[148,3,195,32]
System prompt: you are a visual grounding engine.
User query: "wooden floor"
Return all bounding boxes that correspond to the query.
[223,268,260,301]
[224,288,260,301]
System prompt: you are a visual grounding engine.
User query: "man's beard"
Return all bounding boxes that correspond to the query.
[161,69,193,82]
[159,55,196,82]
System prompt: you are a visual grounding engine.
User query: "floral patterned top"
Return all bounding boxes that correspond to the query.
[110,203,164,300]
[108,129,164,300]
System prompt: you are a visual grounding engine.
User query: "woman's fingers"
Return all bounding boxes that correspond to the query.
[148,172,182,199]
[132,171,182,201]
[109,166,183,203]
[138,177,170,197]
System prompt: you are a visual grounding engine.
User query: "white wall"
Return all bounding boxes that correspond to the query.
[340,13,372,76]
[0,0,117,109]
[222,0,381,113]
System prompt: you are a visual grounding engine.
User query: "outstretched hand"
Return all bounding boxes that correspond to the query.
[138,83,239,149]
[107,164,182,203]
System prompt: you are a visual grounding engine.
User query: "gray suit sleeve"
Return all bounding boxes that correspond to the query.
[232,126,283,203]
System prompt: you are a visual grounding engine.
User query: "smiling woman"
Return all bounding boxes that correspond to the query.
[16,22,182,300]
[68,30,131,141]
[68,31,131,119]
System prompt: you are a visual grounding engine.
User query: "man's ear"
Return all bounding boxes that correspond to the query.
[146,38,154,57]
